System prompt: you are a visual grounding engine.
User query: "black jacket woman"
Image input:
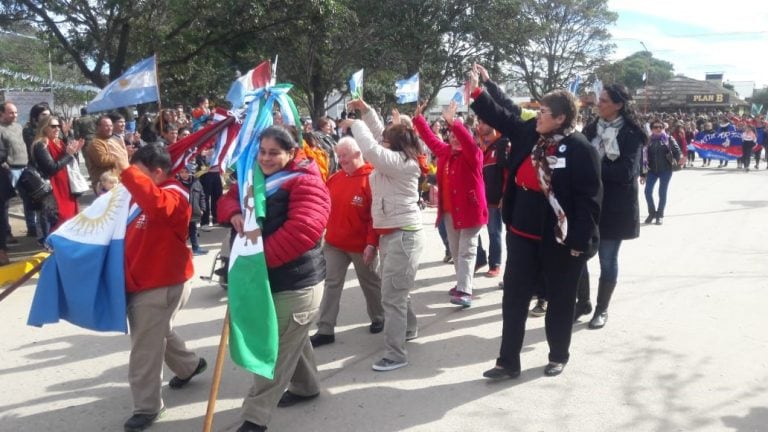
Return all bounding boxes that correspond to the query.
[469,65,602,378]
[577,84,646,329]
[642,120,682,225]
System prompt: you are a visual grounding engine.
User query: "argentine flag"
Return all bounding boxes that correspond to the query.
[395,73,420,104]
[28,186,132,332]
[86,56,159,113]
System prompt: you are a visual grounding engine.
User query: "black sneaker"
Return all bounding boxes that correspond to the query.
[309,333,335,347]
[483,366,521,380]
[168,357,207,389]
[369,321,384,334]
[124,407,166,432]
[277,390,319,407]
[529,299,547,317]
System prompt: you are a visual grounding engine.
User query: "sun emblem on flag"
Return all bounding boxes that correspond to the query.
[118,79,130,88]
[71,186,122,235]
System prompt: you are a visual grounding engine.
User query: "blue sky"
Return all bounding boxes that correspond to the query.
[608,0,767,98]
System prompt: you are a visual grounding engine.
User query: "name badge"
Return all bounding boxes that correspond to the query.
[554,157,566,169]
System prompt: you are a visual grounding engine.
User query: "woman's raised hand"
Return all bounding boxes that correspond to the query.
[391,108,402,126]
[474,63,490,82]
[413,100,428,118]
[347,99,369,114]
[443,100,458,124]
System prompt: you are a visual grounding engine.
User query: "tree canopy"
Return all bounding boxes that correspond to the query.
[596,50,675,93]
[2,0,620,118]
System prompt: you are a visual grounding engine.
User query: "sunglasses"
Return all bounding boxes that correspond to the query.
[49,124,61,128]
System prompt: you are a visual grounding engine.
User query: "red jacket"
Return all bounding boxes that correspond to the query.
[325,163,378,253]
[218,156,330,269]
[121,166,193,293]
[414,115,488,229]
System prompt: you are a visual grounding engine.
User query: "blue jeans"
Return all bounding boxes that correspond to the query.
[437,217,449,254]
[598,238,622,284]
[644,170,673,217]
[487,206,503,268]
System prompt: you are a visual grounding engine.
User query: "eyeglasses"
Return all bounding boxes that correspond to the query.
[538,108,552,116]
[49,124,61,128]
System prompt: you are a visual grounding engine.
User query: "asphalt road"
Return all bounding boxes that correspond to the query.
[1,164,767,432]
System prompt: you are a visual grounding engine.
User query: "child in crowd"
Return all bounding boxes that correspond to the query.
[98,172,118,195]
[178,163,208,255]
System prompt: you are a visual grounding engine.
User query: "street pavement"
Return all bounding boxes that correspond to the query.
[1,164,767,432]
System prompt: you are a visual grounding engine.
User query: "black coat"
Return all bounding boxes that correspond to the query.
[582,121,645,240]
[471,91,602,256]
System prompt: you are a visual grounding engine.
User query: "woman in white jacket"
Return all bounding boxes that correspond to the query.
[341,100,424,372]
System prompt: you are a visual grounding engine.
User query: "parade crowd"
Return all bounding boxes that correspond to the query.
[1,62,767,432]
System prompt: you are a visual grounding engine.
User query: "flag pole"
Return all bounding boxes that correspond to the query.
[202,307,231,432]
[154,53,165,133]
[0,258,47,304]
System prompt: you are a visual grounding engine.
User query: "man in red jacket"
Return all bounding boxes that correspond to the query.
[108,142,207,432]
[310,136,384,347]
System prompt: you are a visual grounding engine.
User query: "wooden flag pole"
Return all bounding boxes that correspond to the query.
[0,258,47,304]
[202,307,231,432]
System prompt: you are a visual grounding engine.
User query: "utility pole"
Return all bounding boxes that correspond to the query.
[640,41,650,114]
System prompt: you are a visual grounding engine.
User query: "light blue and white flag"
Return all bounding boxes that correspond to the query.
[28,186,133,332]
[567,75,581,95]
[452,88,464,105]
[593,78,603,96]
[86,56,159,113]
[395,73,420,104]
[349,68,364,99]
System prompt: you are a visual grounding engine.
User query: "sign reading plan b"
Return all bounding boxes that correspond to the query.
[687,93,729,104]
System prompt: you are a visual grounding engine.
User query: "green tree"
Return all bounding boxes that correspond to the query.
[494,0,617,100]
[752,88,768,112]
[596,51,675,93]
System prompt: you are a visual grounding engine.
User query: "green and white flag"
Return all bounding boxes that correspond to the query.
[349,68,364,100]
[228,163,278,379]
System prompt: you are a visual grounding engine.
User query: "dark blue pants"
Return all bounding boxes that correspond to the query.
[644,170,673,217]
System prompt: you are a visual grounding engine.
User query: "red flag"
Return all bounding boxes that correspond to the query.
[250,61,272,90]
[167,113,235,174]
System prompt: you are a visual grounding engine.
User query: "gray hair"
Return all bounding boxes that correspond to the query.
[336,136,361,154]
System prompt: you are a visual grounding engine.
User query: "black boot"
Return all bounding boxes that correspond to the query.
[588,279,617,330]
[574,268,592,322]
[643,211,655,224]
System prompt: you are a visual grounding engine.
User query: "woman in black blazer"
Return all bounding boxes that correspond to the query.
[469,65,602,378]
[576,84,646,329]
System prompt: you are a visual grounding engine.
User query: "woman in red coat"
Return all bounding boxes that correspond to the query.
[218,126,330,432]
[31,116,84,230]
[413,100,488,308]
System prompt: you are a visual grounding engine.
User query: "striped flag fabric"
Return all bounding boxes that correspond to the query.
[226,60,272,109]
[395,73,420,104]
[86,56,159,113]
[27,186,133,332]
[751,103,763,116]
[567,75,581,95]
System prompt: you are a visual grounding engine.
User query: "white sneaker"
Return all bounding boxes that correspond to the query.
[372,358,408,371]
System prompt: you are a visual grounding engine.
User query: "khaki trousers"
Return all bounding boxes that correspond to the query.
[316,243,384,334]
[378,230,424,363]
[241,284,323,426]
[127,284,199,414]
[443,214,482,295]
